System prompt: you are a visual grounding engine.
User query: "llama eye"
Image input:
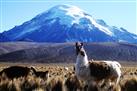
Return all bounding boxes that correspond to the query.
[80,46,83,49]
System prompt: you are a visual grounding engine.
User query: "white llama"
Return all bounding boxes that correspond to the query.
[75,42,121,88]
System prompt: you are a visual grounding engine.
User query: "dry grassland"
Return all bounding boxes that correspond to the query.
[0,63,137,91]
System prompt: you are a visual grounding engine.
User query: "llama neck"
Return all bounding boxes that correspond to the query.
[76,54,89,67]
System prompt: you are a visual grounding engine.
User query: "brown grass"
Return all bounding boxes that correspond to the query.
[0,63,137,91]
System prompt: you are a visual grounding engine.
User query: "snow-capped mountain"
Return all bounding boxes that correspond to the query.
[0,5,137,43]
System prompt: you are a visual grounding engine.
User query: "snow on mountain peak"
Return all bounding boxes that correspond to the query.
[45,5,113,36]
[1,5,137,43]
[85,16,113,36]
[59,5,85,18]
[46,5,87,26]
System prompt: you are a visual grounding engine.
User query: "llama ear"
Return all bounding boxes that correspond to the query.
[76,42,78,46]
[80,42,84,46]
[75,42,79,47]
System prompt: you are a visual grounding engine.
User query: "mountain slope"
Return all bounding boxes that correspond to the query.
[0,42,137,63]
[0,5,137,43]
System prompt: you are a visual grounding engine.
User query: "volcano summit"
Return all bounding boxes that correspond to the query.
[0,5,137,43]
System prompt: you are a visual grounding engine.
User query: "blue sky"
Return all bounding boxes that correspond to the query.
[0,0,137,34]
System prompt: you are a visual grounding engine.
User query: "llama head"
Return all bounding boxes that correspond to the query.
[75,42,86,57]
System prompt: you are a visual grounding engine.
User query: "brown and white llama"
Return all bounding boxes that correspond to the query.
[75,42,121,89]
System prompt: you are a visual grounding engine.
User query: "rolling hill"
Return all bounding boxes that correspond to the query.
[0,42,137,63]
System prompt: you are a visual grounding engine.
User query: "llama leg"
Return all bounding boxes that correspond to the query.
[84,84,88,91]
[100,80,106,88]
[101,79,113,91]
[110,77,120,91]
[114,76,120,90]
[116,76,120,86]
[99,79,110,89]
[84,81,89,91]
[88,81,98,91]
